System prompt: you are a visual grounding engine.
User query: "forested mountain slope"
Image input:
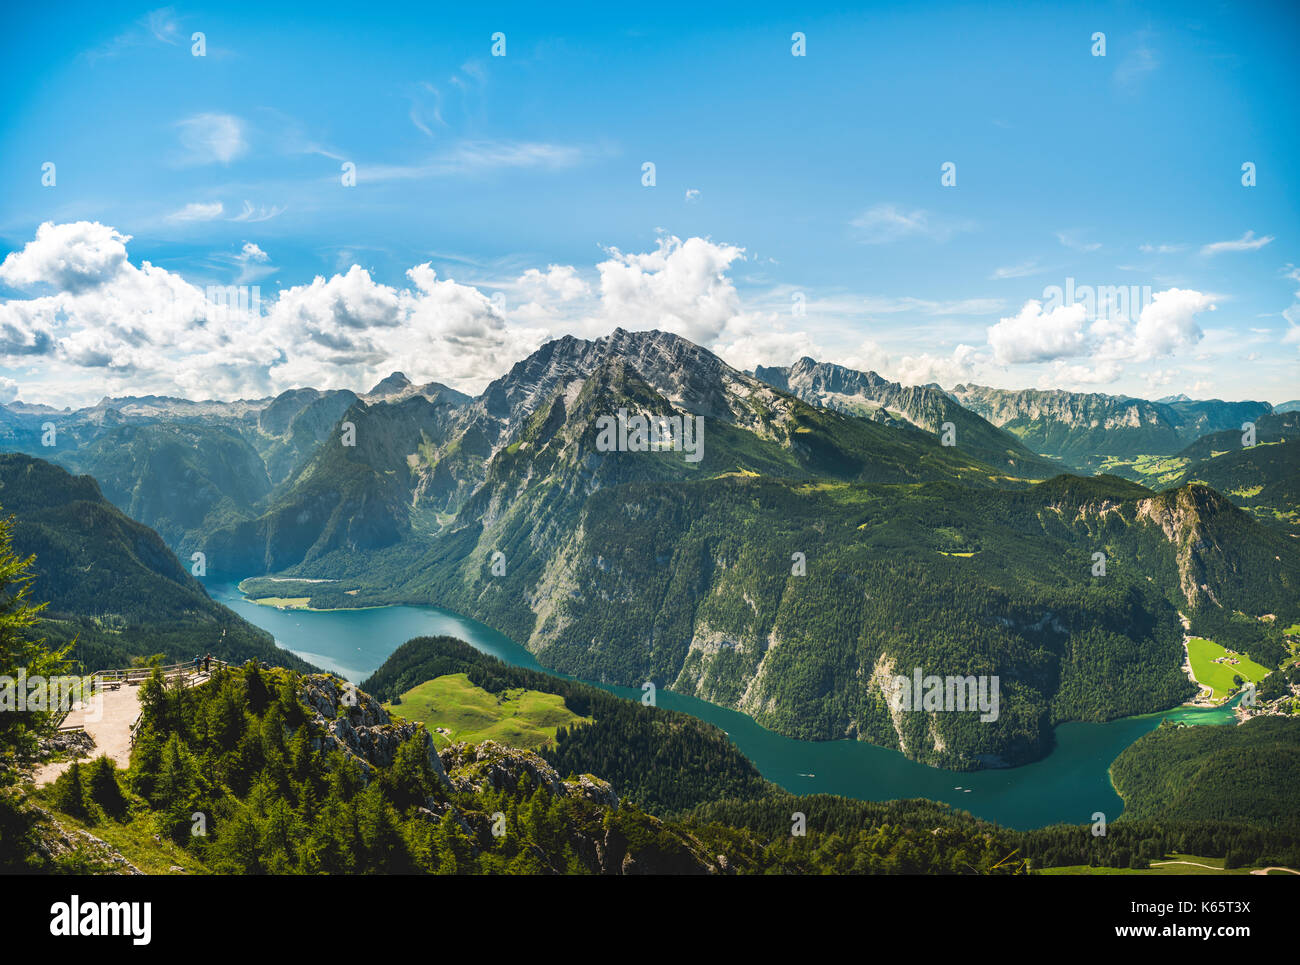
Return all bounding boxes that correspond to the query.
[0,453,311,672]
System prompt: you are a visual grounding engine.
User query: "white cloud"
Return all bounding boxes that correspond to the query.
[239,242,269,264]
[0,222,1233,406]
[517,264,589,302]
[1038,359,1124,388]
[233,242,273,283]
[0,225,805,403]
[1279,265,1300,348]
[987,300,1089,364]
[685,188,701,203]
[989,261,1043,280]
[230,201,285,222]
[1114,44,1159,90]
[167,201,224,223]
[893,345,981,386]
[596,234,746,344]
[849,204,973,244]
[1201,230,1274,256]
[1056,231,1101,252]
[177,113,247,165]
[146,7,182,44]
[712,321,824,374]
[860,295,1005,316]
[360,140,589,182]
[0,221,131,293]
[1129,288,1214,360]
[986,287,1215,372]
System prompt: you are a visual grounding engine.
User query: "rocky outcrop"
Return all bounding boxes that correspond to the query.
[37,728,96,761]
[27,802,143,875]
[300,675,449,787]
[441,740,617,811]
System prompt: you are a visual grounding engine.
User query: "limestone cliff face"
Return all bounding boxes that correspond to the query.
[947,384,1270,462]
[1135,485,1232,608]
[951,384,1176,433]
[755,357,1049,473]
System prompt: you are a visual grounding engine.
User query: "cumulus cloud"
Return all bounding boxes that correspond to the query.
[0,220,1243,406]
[1130,288,1215,360]
[0,222,565,401]
[892,345,981,387]
[986,288,1214,370]
[596,234,746,344]
[517,264,589,303]
[987,300,1089,364]
[712,320,825,373]
[0,221,131,293]
[233,242,273,283]
[0,223,807,404]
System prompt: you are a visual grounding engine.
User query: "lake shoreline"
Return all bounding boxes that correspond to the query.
[213,579,1238,830]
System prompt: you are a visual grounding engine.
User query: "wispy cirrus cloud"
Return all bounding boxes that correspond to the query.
[355,140,595,183]
[1055,230,1101,252]
[85,6,183,62]
[407,81,445,136]
[849,204,973,244]
[229,201,286,223]
[1114,41,1159,91]
[861,294,1005,316]
[1201,230,1274,256]
[176,113,247,165]
[989,260,1045,280]
[1139,242,1189,254]
[166,201,224,223]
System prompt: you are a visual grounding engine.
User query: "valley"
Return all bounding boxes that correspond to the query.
[214,577,1244,830]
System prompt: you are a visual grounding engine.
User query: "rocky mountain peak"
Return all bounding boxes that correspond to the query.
[366,371,414,398]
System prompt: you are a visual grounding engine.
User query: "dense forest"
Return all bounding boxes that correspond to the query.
[12,663,1028,874]
[1109,716,1300,827]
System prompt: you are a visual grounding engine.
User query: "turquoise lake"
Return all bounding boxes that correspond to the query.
[212,582,1235,830]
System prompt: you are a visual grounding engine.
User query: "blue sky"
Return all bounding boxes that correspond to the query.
[1,0,1297,406]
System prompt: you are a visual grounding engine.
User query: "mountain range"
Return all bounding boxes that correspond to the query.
[2,329,1294,769]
